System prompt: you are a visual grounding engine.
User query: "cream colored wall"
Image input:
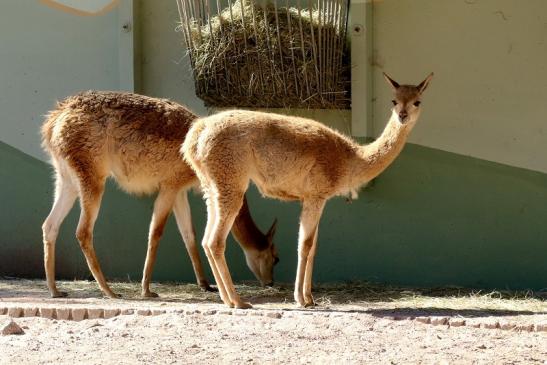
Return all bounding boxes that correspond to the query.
[138,0,546,173]
[40,0,119,15]
[372,0,547,173]
[0,0,132,161]
[137,0,207,115]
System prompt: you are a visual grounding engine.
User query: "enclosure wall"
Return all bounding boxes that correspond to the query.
[1,0,546,290]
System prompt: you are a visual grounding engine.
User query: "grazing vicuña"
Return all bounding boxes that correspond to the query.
[41,91,279,298]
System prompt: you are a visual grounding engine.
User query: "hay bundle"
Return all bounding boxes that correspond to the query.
[177,0,350,109]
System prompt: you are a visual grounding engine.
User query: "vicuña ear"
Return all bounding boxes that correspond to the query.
[383,72,400,90]
[417,72,434,94]
[266,218,278,242]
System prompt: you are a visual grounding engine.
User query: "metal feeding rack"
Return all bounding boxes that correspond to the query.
[176,0,350,109]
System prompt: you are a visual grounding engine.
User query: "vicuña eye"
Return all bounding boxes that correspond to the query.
[414,101,421,107]
[391,100,397,106]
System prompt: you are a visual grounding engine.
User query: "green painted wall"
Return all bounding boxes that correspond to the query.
[2,140,546,290]
[0,140,209,283]
[1,0,546,291]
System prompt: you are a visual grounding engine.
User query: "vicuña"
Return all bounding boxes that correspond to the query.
[41,91,279,298]
[183,72,433,308]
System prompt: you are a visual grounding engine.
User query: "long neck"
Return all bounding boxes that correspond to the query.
[230,195,269,252]
[353,112,414,185]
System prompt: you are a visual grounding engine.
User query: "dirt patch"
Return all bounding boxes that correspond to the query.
[1,279,546,364]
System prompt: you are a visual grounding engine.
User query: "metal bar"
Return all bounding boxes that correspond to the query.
[204,0,220,94]
[215,0,231,94]
[326,0,336,102]
[323,0,329,101]
[178,0,202,95]
[350,0,371,136]
[194,0,203,44]
[176,0,191,53]
[332,0,345,101]
[237,0,253,96]
[285,0,300,98]
[226,0,244,95]
[274,0,288,96]
[307,0,321,102]
[317,0,323,100]
[250,0,266,94]
[296,0,310,96]
[262,0,277,95]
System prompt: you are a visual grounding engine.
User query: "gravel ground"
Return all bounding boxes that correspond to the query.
[1,279,545,364]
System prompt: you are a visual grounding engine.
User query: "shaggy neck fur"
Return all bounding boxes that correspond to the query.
[351,111,415,188]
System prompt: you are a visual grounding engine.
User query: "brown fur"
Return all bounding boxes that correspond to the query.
[183,73,433,308]
[41,91,278,298]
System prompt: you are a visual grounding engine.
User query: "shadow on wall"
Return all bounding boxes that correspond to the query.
[1,140,546,290]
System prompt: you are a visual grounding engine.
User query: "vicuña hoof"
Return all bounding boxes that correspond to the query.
[235,301,253,309]
[304,301,317,308]
[200,283,218,292]
[105,292,122,299]
[296,299,314,308]
[304,296,316,307]
[50,290,68,298]
[142,291,159,298]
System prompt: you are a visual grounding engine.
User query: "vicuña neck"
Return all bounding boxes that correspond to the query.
[353,112,414,186]
[230,197,270,251]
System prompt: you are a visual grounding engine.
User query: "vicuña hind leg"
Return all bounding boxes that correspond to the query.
[172,190,214,292]
[294,199,325,307]
[76,178,119,298]
[42,170,78,298]
[303,227,319,306]
[141,188,177,298]
[205,190,251,309]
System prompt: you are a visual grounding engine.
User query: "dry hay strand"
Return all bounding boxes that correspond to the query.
[182,0,350,109]
[1,279,545,315]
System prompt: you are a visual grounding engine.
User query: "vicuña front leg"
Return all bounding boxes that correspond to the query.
[202,194,234,307]
[172,191,215,292]
[76,179,119,298]
[204,192,252,309]
[294,199,325,308]
[42,173,78,298]
[141,188,177,298]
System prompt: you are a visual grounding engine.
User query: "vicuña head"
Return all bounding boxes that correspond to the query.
[183,72,433,309]
[384,72,433,125]
[231,198,279,286]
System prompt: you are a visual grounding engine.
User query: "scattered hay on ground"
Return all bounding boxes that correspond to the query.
[1,278,545,316]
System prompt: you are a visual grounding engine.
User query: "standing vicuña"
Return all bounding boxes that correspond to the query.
[41,91,279,298]
[183,73,433,308]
